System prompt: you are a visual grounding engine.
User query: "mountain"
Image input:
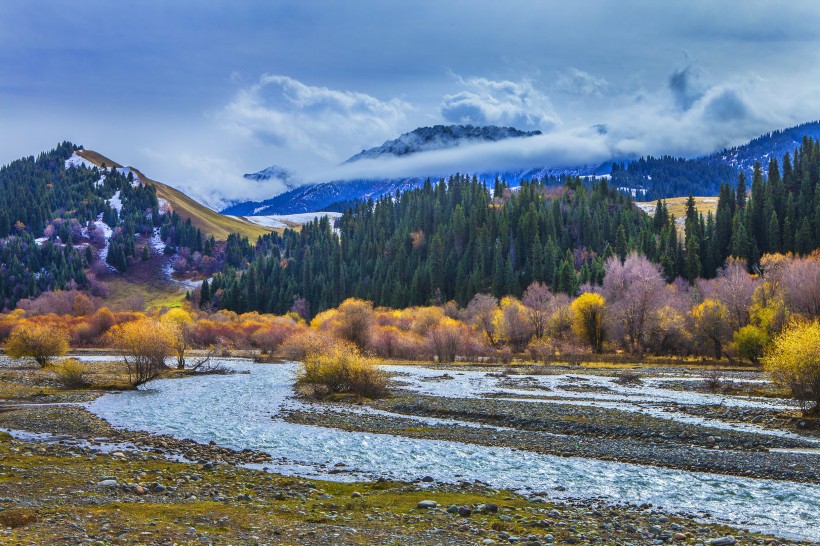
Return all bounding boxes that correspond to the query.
[222,124,555,216]
[345,124,541,162]
[613,121,820,200]
[711,120,820,176]
[225,120,820,216]
[75,150,271,242]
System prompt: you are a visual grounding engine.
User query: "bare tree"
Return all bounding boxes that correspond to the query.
[522,282,552,339]
[699,258,758,331]
[602,252,666,353]
[466,293,499,345]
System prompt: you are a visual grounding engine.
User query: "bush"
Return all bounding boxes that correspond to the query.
[571,292,606,353]
[297,342,388,399]
[763,320,820,414]
[733,324,768,364]
[5,322,70,367]
[281,329,336,360]
[110,318,173,387]
[54,358,89,389]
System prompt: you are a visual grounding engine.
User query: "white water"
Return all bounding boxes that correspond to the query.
[387,366,817,443]
[86,361,820,541]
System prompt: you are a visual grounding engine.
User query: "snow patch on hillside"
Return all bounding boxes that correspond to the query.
[238,212,343,229]
[107,191,123,214]
[65,152,97,170]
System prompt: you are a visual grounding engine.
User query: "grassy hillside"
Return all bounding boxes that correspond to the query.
[636,195,719,233]
[76,150,273,241]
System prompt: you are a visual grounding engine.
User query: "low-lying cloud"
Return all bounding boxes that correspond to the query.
[441,76,560,131]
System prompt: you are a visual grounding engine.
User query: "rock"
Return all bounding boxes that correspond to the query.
[484,503,499,514]
[417,500,437,509]
[351,491,362,498]
[447,505,460,514]
[709,537,736,546]
[152,484,166,493]
[458,506,472,517]
[97,479,118,487]
[421,476,434,482]
[133,485,147,495]
[674,532,687,540]
[751,415,764,423]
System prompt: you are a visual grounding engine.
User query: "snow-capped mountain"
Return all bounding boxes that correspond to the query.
[223,124,552,215]
[345,124,542,162]
[710,120,820,177]
[222,120,820,216]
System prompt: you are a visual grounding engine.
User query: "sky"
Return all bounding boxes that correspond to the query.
[2,1,820,209]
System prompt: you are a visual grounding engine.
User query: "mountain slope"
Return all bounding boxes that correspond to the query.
[76,150,272,241]
[345,124,542,162]
[225,120,820,215]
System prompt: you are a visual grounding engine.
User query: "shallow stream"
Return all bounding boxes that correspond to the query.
[87,361,820,541]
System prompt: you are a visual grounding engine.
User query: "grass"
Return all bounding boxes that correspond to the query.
[76,149,275,242]
[636,195,720,234]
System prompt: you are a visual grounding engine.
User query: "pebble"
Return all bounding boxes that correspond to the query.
[710,537,736,546]
[417,500,437,509]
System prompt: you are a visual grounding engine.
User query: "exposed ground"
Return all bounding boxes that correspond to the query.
[0,355,811,545]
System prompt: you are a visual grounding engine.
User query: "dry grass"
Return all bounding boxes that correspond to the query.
[636,196,720,234]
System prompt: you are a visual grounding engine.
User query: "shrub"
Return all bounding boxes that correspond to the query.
[280,329,336,360]
[54,358,89,389]
[733,324,768,364]
[5,322,70,367]
[297,342,388,399]
[763,320,820,414]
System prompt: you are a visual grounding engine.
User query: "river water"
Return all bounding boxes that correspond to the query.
[87,360,820,541]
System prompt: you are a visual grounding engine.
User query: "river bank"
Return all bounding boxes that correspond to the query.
[0,355,816,544]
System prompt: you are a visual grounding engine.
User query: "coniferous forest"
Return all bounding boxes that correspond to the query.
[208,137,820,317]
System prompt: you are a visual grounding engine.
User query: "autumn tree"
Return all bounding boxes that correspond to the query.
[763,320,820,413]
[522,282,552,339]
[690,299,731,359]
[111,318,173,386]
[493,296,533,351]
[466,294,499,345]
[161,308,194,369]
[602,253,666,353]
[5,322,70,367]
[571,292,606,353]
[334,298,375,351]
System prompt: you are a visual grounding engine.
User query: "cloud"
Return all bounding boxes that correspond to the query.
[304,127,610,183]
[441,76,560,131]
[555,67,610,96]
[667,62,709,111]
[221,75,412,162]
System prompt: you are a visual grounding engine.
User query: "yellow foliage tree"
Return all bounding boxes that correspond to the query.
[161,308,194,369]
[5,321,69,367]
[691,299,731,359]
[110,319,173,386]
[571,293,606,353]
[763,320,820,414]
[493,296,533,351]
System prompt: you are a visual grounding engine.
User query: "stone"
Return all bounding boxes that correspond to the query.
[674,533,687,540]
[351,491,362,498]
[421,476,434,482]
[709,537,736,546]
[417,500,437,509]
[133,485,147,495]
[447,505,459,514]
[458,506,472,517]
[97,479,118,487]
